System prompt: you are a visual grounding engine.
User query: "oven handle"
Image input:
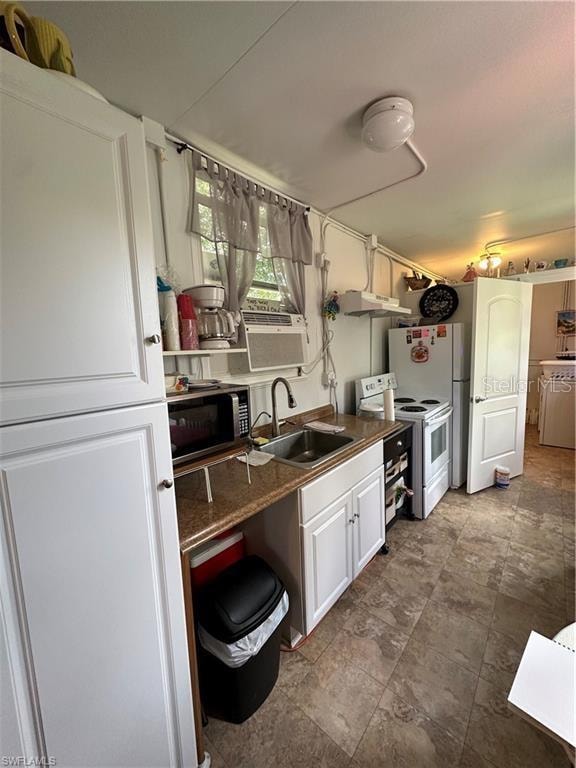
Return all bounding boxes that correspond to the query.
[424,407,453,427]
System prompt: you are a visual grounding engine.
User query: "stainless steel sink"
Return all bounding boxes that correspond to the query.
[257,428,360,468]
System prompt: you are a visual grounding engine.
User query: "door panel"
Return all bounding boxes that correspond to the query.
[0,404,196,767]
[302,493,353,632]
[0,52,163,425]
[467,279,532,493]
[353,467,385,575]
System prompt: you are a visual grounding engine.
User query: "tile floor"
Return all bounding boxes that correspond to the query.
[205,427,575,767]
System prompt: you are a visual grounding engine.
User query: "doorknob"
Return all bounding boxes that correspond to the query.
[473,396,486,403]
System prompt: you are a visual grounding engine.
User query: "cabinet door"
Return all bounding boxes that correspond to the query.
[0,404,196,767]
[0,52,163,425]
[352,466,385,576]
[302,492,353,632]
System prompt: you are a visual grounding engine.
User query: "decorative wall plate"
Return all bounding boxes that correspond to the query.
[419,285,459,321]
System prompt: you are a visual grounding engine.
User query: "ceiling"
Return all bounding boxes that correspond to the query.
[29,1,575,279]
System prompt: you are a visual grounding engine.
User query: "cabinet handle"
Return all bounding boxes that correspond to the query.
[354,512,360,519]
[396,440,403,447]
[146,334,161,345]
[348,518,355,525]
[160,479,174,489]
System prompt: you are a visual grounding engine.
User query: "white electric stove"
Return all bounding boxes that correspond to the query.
[356,375,453,519]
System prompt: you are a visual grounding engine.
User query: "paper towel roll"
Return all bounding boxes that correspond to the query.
[384,388,395,422]
[163,290,181,351]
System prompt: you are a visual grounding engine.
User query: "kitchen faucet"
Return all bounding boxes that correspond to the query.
[271,377,297,437]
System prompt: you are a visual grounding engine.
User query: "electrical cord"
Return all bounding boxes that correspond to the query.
[300,329,335,375]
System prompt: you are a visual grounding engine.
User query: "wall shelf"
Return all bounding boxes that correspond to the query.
[501,266,576,284]
[162,348,247,357]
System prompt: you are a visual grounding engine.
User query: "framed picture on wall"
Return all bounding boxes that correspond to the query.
[556,310,576,336]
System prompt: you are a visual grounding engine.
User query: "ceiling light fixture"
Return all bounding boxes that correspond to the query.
[361,97,415,152]
[478,252,502,275]
[323,95,427,215]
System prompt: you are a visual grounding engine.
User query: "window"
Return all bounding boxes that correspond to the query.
[199,199,287,307]
[189,154,311,319]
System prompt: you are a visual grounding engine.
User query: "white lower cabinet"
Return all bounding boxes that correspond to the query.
[302,492,354,630]
[0,403,196,767]
[352,466,386,575]
[301,465,385,632]
[240,442,386,641]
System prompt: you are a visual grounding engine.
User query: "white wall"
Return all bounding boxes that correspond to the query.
[147,141,409,418]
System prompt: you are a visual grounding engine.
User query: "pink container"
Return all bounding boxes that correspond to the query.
[180,318,199,350]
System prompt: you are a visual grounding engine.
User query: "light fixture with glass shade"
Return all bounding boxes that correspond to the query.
[478,251,502,277]
[361,97,415,151]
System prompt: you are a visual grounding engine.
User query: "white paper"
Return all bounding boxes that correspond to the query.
[508,630,575,746]
[237,451,274,467]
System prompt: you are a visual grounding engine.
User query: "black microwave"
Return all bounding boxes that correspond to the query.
[167,384,251,465]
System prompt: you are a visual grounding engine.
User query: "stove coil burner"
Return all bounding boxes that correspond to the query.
[401,405,427,412]
[420,399,440,404]
[395,397,416,403]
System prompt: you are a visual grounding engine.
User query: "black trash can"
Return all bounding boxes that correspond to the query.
[196,555,289,724]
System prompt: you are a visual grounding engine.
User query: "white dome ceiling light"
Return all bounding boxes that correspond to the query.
[323,95,428,215]
[361,97,415,152]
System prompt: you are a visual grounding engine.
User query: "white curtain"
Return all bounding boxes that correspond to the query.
[187,150,312,319]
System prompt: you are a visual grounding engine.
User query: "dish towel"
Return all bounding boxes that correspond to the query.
[237,451,274,467]
[304,421,346,434]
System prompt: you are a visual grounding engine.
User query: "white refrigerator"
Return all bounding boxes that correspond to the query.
[388,323,471,488]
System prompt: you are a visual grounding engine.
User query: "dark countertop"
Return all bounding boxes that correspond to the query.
[176,413,405,553]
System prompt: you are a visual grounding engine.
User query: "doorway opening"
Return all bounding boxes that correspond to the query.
[525,280,575,457]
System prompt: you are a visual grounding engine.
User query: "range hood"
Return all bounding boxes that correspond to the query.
[339,290,411,317]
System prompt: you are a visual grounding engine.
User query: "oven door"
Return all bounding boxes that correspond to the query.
[423,407,453,483]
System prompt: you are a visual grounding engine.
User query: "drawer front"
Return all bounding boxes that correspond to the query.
[299,441,382,525]
[423,462,451,518]
[384,426,412,463]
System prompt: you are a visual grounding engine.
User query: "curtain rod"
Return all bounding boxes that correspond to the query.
[165,131,445,282]
[165,133,310,212]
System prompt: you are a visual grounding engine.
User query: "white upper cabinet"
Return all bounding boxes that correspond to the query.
[0,52,163,425]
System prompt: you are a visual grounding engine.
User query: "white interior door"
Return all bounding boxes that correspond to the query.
[0,51,163,425]
[0,404,196,766]
[467,278,533,493]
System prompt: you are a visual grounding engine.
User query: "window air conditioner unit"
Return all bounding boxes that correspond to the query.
[241,310,307,372]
